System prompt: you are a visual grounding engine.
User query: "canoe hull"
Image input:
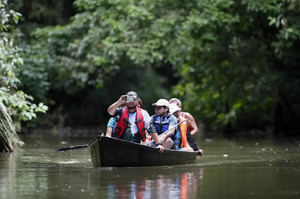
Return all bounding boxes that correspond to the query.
[89,136,198,167]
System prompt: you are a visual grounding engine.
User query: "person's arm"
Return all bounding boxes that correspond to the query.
[145,130,151,140]
[150,132,164,152]
[147,116,164,152]
[107,95,126,115]
[106,127,112,137]
[185,112,199,136]
[106,117,117,137]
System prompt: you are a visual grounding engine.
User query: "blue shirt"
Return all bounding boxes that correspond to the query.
[107,117,117,128]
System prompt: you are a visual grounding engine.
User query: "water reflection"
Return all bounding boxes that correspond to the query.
[0,153,15,199]
[104,167,204,199]
[0,149,54,199]
[1,135,300,199]
[1,143,205,199]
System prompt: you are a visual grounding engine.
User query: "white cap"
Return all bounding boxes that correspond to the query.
[152,99,169,108]
[169,103,181,114]
[169,98,182,107]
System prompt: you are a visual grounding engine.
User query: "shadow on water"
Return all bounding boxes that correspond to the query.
[1,133,300,199]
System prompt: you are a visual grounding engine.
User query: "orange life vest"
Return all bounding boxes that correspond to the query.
[115,107,146,141]
[179,116,188,148]
[180,111,192,133]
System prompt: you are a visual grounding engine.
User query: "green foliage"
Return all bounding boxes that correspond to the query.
[22,0,174,125]
[20,0,300,133]
[17,42,51,102]
[168,0,300,132]
[0,1,47,130]
[8,0,75,25]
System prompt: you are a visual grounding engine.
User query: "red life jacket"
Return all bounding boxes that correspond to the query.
[115,107,146,141]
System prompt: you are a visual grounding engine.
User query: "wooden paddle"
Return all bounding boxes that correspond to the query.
[143,119,186,145]
[56,144,89,152]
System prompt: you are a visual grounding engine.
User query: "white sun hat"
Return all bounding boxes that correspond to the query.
[169,103,181,114]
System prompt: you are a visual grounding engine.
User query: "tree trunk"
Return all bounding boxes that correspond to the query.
[0,102,24,152]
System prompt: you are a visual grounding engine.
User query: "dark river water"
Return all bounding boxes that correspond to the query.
[1,133,300,199]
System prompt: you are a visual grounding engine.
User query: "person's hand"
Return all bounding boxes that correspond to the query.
[140,139,150,145]
[118,95,127,105]
[156,144,164,153]
[198,149,204,156]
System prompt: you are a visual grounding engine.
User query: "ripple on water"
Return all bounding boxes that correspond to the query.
[58,160,81,164]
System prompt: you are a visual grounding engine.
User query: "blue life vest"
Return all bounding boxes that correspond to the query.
[152,114,172,135]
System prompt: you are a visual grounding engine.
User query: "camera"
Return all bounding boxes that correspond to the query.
[126,95,136,102]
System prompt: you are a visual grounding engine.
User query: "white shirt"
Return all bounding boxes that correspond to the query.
[128,109,150,135]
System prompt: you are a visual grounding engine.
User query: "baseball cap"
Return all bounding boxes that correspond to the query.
[126,91,138,98]
[152,99,169,108]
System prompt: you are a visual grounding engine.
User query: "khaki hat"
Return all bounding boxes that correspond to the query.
[169,103,181,114]
[152,99,169,108]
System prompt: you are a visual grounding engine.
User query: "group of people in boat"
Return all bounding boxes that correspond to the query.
[105,91,203,156]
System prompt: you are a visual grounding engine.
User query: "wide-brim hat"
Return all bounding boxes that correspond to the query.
[169,103,181,114]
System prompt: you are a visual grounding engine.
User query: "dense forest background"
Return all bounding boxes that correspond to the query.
[2,0,300,137]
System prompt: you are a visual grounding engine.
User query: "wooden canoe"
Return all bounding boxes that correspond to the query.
[89,136,199,167]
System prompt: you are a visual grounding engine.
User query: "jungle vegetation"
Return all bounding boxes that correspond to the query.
[1,0,300,140]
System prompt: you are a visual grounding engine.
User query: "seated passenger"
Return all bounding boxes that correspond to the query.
[106,98,151,140]
[169,104,193,152]
[105,117,117,137]
[148,99,178,149]
[169,98,204,156]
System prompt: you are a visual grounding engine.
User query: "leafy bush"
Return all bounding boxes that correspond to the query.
[0,1,47,131]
